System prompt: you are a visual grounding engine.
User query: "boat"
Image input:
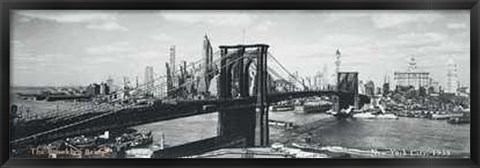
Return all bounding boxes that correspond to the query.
[270,100,295,112]
[125,148,154,158]
[352,112,376,119]
[352,112,398,120]
[115,131,154,149]
[430,113,463,120]
[447,117,470,124]
[332,106,354,118]
[66,135,97,148]
[376,114,398,119]
[302,98,333,113]
[268,119,295,129]
[447,109,470,124]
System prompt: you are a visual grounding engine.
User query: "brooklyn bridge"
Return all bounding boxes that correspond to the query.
[10,43,370,158]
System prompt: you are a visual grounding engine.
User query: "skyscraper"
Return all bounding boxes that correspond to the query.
[145,66,154,96]
[446,57,458,94]
[170,45,176,78]
[169,45,178,90]
[203,34,214,93]
[408,55,417,72]
[334,48,341,87]
[106,76,114,92]
[394,55,430,90]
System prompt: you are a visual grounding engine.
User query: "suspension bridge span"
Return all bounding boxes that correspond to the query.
[10,44,370,157]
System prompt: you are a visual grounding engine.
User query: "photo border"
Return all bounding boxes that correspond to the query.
[1,0,479,167]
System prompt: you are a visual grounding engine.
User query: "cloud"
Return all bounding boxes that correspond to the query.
[15,10,127,31]
[368,32,447,50]
[159,11,255,27]
[397,32,447,46]
[85,41,131,55]
[151,33,176,42]
[252,20,274,32]
[325,11,371,22]
[446,23,468,29]
[86,21,127,31]
[370,12,441,29]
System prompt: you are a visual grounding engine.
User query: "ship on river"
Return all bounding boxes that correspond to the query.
[301,97,333,113]
[270,100,295,112]
[447,108,470,124]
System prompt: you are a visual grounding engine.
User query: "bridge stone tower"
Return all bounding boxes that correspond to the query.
[337,72,360,110]
[217,44,269,147]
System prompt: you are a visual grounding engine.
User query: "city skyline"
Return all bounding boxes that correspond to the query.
[11,10,470,89]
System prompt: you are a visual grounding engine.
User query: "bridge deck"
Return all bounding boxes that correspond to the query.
[11,91,369,148]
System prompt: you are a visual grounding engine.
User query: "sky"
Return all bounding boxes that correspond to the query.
[11,10,470,88]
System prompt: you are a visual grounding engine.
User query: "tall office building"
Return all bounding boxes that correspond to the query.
[407,55,417,72]
[394,55,430,90]
[170,45,176,78]
[446,58,458,94]
[145,66,155,96]
[203,34,214,93]
[334,48,341,86]
[106,76,114,92]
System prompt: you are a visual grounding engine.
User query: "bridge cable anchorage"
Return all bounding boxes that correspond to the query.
[10,52,245,144]
[267,53,308,89]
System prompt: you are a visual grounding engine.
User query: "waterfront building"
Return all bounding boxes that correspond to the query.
[123,76,131,99]
[394,55,431,90]
[382,83,390,97]
[86,83,101,96]
[106,76,114,92]
[429,80,440,94]
[446,58,459,94]
[100,82,106,95]
[312,71,325,90]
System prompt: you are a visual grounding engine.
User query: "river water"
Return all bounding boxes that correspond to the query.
[270,112,470,158]
[133,108,470,158]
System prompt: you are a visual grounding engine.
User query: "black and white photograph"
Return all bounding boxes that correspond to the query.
[9,10,470,159]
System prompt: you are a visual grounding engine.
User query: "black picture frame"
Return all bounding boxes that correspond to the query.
[1,0,479,167]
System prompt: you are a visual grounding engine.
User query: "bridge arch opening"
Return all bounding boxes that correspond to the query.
[218,44,270,147]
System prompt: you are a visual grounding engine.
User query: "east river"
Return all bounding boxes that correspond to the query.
[133,108,470,158]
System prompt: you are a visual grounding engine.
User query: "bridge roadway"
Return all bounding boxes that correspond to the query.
[11,91,369,148]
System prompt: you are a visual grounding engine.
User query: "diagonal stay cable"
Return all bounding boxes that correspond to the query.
[267,53,307,89]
